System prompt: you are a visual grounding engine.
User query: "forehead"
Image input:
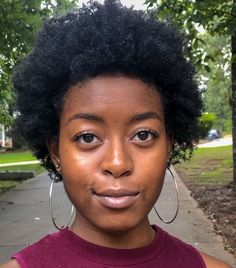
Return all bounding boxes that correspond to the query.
[62,75,163,117]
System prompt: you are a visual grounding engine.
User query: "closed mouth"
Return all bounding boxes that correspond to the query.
[93,189,139,197]
[92,188,140,209]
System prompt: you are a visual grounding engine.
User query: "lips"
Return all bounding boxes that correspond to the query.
[93,189,140,209]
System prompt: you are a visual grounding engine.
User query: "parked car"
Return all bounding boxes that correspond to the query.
[207,129,219,140]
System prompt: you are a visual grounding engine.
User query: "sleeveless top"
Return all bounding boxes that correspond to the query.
[12,225,206,268]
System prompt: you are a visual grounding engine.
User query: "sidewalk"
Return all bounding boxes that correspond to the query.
[0,170,235,266]
[198,136,232,148]
[0,160,40,167]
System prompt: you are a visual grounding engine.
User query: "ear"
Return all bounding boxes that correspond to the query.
[46,138,60,167]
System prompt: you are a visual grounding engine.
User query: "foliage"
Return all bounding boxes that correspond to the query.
[201,34,231,133]
[199,112,217,139]
[144,0,235,117]
[145,0,235,68]
[145,1,233,133]
[0,87,13,127]
[0,0,78,126]
[0,0,45,126]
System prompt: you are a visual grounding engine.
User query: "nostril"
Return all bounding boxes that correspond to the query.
[104,170,113,176]
[103,169,131,178]
[123,170,131,177]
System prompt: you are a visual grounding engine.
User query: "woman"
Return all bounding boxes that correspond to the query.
[1,0,230,267]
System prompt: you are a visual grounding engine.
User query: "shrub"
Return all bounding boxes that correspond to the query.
[199,112,216,139]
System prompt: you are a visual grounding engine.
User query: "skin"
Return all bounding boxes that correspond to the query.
[1,75,231,268]
[52,75,170,248]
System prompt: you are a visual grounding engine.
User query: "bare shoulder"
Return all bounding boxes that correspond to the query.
[200,252,232,268]
[0,260,20,268]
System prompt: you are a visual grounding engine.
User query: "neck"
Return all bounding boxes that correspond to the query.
[70,216,156,249]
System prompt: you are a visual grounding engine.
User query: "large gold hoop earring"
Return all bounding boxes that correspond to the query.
[154,167,179,224]
[49,179,75,230]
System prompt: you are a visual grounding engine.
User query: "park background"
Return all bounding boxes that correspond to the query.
[0,0,235,264]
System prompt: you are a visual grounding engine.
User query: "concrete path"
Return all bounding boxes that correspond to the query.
[198,137,232,148]
[0,160,40,168]
[0,170,235,266]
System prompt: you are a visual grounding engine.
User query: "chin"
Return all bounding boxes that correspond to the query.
[95,216,145,234]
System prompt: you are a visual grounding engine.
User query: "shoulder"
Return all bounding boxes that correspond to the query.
[16,230,64,255]
[9,230,65,267]
[155,226,205,267]
[0,260,21,268]
[157,227,231,268]
[200,252,232,268]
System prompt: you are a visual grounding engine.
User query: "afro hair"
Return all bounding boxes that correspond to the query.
[13,0,202,180]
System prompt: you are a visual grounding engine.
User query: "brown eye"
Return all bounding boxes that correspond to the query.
[82,134,95,143]
[132,129,159,142]
[137,131,149,141]
[75,132,100,144]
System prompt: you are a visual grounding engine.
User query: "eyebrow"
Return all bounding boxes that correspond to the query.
[67,111,162,124]
[67,113,104,124]
[130,111,162,123]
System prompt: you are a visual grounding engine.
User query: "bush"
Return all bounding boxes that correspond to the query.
[199,112,216,139]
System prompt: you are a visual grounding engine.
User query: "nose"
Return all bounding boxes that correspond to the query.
[101,139,133,178]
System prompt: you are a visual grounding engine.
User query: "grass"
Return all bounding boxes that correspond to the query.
[0,180,21,195]
[0,150,36,163]
[0,164,46,195]
[0,164,45,175]
[175,145,232,185]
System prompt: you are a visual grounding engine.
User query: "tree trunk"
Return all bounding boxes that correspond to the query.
[232,0,236,192]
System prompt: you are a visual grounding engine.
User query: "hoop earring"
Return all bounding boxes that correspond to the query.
[49,179,75,230]
[154,167,179,224]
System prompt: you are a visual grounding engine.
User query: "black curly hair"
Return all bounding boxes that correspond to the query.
[13,0,202,181]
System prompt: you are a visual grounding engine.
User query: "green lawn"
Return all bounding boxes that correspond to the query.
[175,145,232,185]
[0,180,21,195]
[0,151,36,163]
[0,164,46,195]
[0,164,45,175]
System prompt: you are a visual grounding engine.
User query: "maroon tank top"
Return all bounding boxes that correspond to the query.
[12,225,206,267]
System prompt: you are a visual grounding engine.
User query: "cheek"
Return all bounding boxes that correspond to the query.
[137,150,167,195]
[59,153,90,191]
[58,139,98,179]
[61,156,93,207]
[138,148,168,176]
[61,158,92,185]
[143,165,166,194]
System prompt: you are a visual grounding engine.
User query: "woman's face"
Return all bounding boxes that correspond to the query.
[49,75,170,236]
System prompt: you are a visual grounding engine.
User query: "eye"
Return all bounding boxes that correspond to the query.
[74,132,101,145]
[132,129,159,142]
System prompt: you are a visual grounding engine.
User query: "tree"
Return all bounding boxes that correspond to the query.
[0,0,78,127]
[0,0,46,126]
[201,34,231,134]
[145,0,236,190]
